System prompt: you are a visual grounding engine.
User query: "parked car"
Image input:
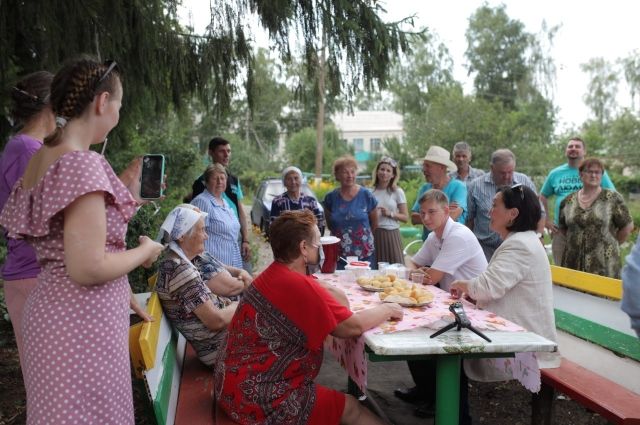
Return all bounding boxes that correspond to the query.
[250,178,324,235]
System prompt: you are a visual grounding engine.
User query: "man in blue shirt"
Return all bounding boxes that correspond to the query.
[540,137,615,265]
[467,149,544,262]
[411,145,467,240]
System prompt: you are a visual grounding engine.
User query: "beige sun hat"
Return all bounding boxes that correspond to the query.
[423,145,457,172]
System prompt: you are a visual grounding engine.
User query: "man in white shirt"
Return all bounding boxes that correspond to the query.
[409,192,488,292]
[396,189,487,422]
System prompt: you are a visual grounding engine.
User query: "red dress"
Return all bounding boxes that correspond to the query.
[214,262,352,424]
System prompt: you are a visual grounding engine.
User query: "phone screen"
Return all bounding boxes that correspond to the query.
[140,154,165,199]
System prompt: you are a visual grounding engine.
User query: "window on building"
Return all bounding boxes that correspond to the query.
[370,138,382,152]
[353,138,364,152]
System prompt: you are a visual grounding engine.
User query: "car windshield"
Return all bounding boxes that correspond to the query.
[264,182,285,202]
[263,180,317,203]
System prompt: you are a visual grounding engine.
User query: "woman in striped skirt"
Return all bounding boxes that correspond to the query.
[372,156,408,265]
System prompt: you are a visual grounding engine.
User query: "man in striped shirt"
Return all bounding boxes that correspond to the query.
[448,141,485,184]
[466,149,545,261]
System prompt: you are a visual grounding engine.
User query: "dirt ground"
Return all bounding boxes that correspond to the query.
[0,224,610,425]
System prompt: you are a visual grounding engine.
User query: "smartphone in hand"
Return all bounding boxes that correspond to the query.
[140,154,165,199]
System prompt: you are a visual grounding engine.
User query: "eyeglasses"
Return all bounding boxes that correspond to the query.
[380,156,397,168]
[582,169,602,176]
[95,60,118,91]
[511,183,524,200]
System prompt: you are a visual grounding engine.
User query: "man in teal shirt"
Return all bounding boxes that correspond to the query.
[540,137,615,264]
[411,146,467,240]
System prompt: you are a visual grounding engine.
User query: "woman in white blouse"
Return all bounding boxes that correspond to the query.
[371,156,408,265]
[451,184,560,381]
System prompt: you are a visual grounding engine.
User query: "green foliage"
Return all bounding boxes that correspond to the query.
[391,5,557,180]
[402,86,502,166]
[581,57,619,127]
[285,126,353,174]
[465,5,532,109]
[465,4,556,110]
[311,181,337,202]
[0,0,252,146]
[388,33,457,115]
[362,137,415,176]
[398,176,425,213]
[610,174,640,195]
[602,110,640,164]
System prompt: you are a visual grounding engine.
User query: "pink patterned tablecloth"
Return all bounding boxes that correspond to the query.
[321,272,543,393]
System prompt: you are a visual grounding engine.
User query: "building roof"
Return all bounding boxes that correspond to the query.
[331,110,403,133]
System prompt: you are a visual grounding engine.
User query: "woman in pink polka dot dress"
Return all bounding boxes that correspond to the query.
[0,57,164,424]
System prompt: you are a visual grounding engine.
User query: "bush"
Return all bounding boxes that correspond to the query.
[610,173,640,195]
[399,176,425,211]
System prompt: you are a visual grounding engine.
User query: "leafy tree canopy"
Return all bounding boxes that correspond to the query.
[285,125,352,174]
[465,4,556,110]
[0,0,415,145]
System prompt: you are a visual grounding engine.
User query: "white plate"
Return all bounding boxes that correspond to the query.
[357,284,385,292]
[382,299,432,307]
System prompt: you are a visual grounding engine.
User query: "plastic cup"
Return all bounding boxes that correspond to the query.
[411,271,425,285]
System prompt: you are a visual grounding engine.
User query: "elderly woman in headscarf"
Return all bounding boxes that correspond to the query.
[270,165,325,234]
[156,204,246,366]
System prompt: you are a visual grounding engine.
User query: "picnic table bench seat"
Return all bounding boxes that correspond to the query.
[130,291,221,425]
[535,358,640,425]
[531,267,640,425]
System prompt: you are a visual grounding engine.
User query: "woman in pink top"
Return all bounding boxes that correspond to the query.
[0,57,164,424]
[0,71,54,372]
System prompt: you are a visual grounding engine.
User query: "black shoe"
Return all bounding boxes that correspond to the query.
[393,386,423,404]
[414,402,435,418]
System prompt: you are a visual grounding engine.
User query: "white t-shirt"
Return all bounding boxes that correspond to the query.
[412,217,488,291]
[372,187,406,230]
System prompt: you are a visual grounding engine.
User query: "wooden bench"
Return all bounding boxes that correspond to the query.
[130,292,218,425]
[535,358,640,425]
[530,267,640,425]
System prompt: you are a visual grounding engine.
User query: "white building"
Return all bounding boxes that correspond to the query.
[331,110,404,163]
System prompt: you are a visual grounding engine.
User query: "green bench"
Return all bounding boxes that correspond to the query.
[531,266,640,425]
[130,292,216,425]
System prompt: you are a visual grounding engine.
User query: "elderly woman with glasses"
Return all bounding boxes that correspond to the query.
[270,165,325,234]
[372,156,408,264]
[156,205,244,367]
[558,158,633,278]
[191,163,243,269]
[450,184,560,384]
[214,210,402,425]
[324,155,378,269]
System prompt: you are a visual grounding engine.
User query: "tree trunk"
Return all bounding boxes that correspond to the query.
[314,45,326,181]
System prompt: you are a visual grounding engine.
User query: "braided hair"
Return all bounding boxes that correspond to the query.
[10,71,53,126]
[44,57,121,146]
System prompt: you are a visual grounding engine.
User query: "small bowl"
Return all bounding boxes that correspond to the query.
[345,264,371,278]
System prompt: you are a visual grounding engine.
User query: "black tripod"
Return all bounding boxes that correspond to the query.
[430,302,492,342]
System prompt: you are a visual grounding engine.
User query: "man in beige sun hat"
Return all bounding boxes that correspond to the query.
[410,145,468,240]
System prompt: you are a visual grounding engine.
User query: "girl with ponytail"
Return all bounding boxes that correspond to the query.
[0,57,164,424]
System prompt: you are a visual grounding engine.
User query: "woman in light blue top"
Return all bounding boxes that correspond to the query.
[191,163,243,268]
